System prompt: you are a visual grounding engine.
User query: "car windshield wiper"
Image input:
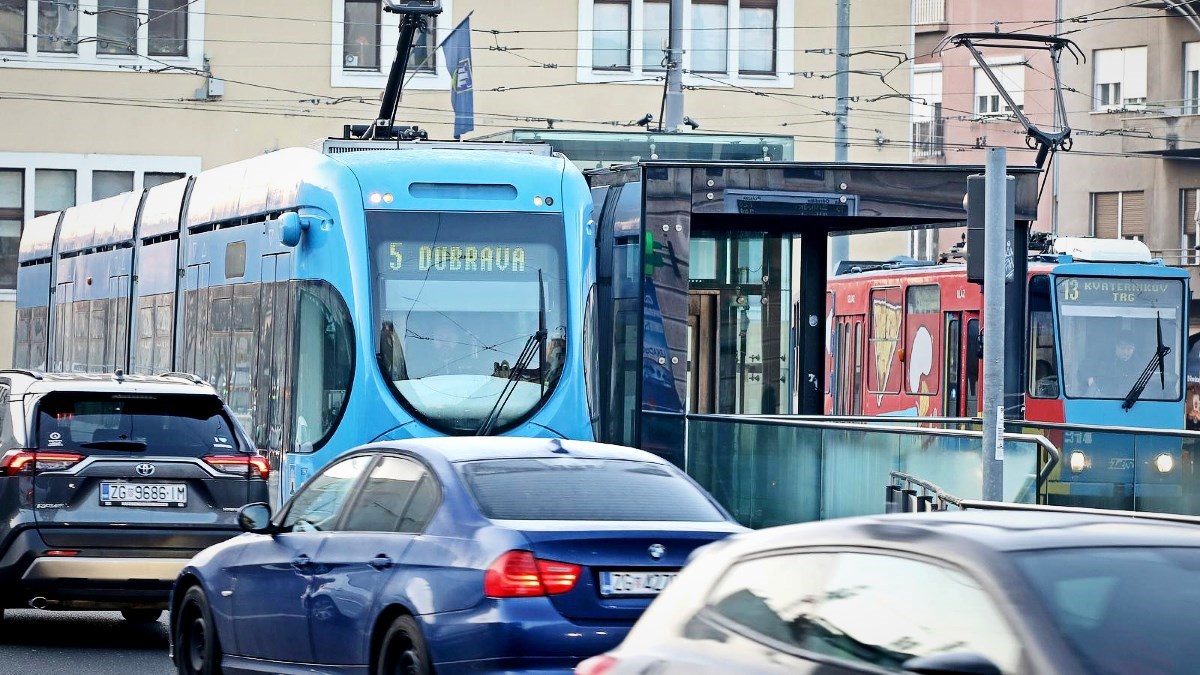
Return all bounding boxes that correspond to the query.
[78,440,148,451]
[1122,311,1171,411]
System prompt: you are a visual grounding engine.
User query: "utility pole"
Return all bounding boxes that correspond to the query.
[829,0,851,272]
[982,147,1007,502]
[663,0,685,131]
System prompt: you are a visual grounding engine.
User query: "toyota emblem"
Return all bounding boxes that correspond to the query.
[648,543,666,560]
[135,463,156,477]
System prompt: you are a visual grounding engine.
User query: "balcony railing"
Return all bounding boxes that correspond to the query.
[915,0,946,25]
[1153,248,1200,267]
[912,118,945,158]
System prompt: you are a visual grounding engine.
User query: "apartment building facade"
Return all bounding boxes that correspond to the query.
[1056,0,1200,289]
[0,0,916,367]
[909,0,1057,259]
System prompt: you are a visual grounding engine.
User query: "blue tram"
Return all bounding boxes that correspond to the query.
[14,146,599,504]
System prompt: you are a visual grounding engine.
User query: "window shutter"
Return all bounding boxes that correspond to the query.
[1093,192,1119,238]
[1121,191,1145,238]
[1184,188,1198,236]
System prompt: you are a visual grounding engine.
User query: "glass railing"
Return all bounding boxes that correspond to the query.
[793,416,1200,517]
[673,413,1048,529]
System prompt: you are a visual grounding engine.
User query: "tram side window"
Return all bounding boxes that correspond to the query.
[1028,275,1059,399]
[867,288,903,394]
[905,285,940,396]
[294,281,354,452]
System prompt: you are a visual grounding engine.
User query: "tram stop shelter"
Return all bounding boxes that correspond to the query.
[585,161,1041,463]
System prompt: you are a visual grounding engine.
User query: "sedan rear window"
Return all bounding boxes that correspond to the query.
[37,392,239,458]
[457,457,725,521]
[1016,546,1200,674]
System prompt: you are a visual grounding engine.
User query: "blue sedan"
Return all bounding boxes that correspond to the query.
[168,437,746,674]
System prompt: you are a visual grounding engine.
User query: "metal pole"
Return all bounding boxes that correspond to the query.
[983,147,1007,501]
[664,0,685,131]
[829,0,851,272]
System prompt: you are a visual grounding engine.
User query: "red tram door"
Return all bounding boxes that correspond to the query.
[944,311,982,417]
[829,315,864,416]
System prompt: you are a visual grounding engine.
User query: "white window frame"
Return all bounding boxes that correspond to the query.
[330,0,452,90]
[0,0,205,72]
[972,60,1025,119]
[0,152,199,301]
[1093,46,1147,112]
[1185,42,1200,115]
[575,0,794,89]
[911,66,943,159]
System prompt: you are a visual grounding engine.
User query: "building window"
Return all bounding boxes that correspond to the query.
[34,169,75,217]
[738,0,775,74]
[0,169,22,289]
[1094,46,1147,111]
[580,0,787,84]
[914,0,945,25]
[642,0,667,71]
[973,63,1024,117]
[37,0,77,53]
[1092,191,1145,241]
[1186,43,1200,115]
[594,0,631,70]
[912,69,943,158]
[3,0,197,69]
[0,0,26,52]
[691,0,727,73]
[1182,189,1199,264]
[332,0,449,89]
[93,170,134,202]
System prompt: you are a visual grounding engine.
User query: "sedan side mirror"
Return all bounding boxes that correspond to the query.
[903,652,1002,675]
[238,502,276,534]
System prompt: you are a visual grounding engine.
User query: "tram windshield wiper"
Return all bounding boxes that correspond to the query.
[477,270,547,436]
[1122,312,1171,411]
[476,329,546,436]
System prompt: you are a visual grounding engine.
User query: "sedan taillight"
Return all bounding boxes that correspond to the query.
[203,455,270,480]
[575,654,618,675]
[484,550,582,598]
[0,450,84,476]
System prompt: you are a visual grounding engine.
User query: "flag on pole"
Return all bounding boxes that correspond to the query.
[442,15,474,139]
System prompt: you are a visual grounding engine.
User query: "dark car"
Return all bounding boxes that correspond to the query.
[169,437,747,675]
[0,370,267,624]
[577,507,1200,675]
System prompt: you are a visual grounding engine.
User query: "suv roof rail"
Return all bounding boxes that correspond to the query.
[157,372,206,385]
[0,368,44,380]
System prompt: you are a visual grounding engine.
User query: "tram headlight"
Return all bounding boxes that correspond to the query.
[369,192,383,205]
[1069,450,1088,473]
[1155,453,1176,475]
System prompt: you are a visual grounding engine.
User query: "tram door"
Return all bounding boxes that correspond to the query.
[942,311,982,416]
[686,233,791,415]
[829,315,864,415]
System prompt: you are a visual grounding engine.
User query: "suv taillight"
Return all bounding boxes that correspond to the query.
[203,455,269,480]
[0,450,84,476]
[484,550,582,598]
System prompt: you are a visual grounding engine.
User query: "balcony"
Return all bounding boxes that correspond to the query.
[914,0,946,32]
[912,118,945,159]
[1151,248,1200,299]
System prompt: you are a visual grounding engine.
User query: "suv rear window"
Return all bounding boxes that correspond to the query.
[36,392,239,457]
[457,457,725,522]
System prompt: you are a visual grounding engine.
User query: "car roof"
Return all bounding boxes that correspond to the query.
[730,509,1200,557]
[366,436,673,465]
[2,371,218,397]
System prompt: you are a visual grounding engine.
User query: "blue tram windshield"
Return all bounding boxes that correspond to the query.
[367,211,568,434]
[1056,276,1184,401]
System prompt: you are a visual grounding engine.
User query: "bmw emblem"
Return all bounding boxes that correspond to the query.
[135,463,156,477]
[648,543,666,561]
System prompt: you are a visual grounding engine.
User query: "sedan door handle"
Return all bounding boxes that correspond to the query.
[292,554,314,570]
[369,555,394,570]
